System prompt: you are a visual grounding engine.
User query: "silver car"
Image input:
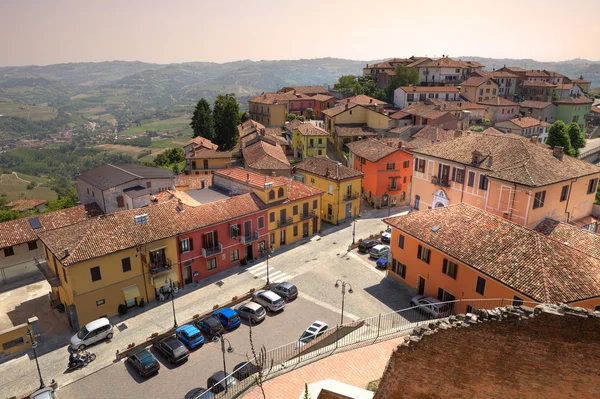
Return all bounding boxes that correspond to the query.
[236,301,266,324]
[410,295,451,318]
[252,290,285,312]
[269,282,298,301]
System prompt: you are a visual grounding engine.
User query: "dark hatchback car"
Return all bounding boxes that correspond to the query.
[232,361,260,381]
[128,349,160,378]
[195,316,225,341]
[358,239,381,253]
[153,335,189,364]
[270,282,298,301]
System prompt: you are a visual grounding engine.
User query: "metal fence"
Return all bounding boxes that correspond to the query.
[208,297,539,398]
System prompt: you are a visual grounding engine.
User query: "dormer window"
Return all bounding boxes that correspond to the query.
[278,188,284,198]
[269,190,275,200]
[472,150,483,164]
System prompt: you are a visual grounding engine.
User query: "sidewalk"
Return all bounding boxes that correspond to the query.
[243,335,405,399]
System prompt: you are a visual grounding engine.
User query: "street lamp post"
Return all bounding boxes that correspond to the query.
[26,329,45,390]
[352,218,357,245]
[220,335,234,393]
[334,280,353,325]
[166,278,178,329]
[265,241,274,285]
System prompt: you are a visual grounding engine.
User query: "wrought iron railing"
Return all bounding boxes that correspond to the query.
[241,231,259,244]
[277,217,293,228]
[301,211,315,220]
[202,244,223,257]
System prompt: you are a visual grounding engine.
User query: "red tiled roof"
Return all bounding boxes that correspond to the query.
[571,79,591,84]
[321,103,360,117]
[174,174,212,189]
[390,110,410,120]
[520,80,556,88]
[384,203,600,303]
[0,204,103,249]
[186,148,233,159]
[555,83,574,91]
[338,95,388,107]
[473,71,518,79]
[279,86,329,95]
[151,190,202,207]
[311,94,335,102]
[460,76,493,87]
[287,179,323,201]
[399,126,463,149]
[553,96,594,105]
[6,199,47,211]
[534,219,600,260]
[295,157,363,181]
[294,123,330,137]
[426,99,486,111]
[519,101,553,109]
[591,107,600,115]
[243,140,291,171]
[184,136,218,150]
[215,167,287,189]
[334,125,378,138]
[249,92,311,105]
[398,86,459,93]
[238,120,266,137]
[477,97,518,107]
[345,138,399,162]
[503,116,549,129]
[39,194,267,266]
[418,58,483,69]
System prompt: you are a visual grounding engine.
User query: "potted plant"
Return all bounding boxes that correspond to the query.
[118,304,127,315]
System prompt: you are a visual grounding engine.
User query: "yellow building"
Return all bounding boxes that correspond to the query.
[294,157,363,224]
[213,168,323,250]
[248,93,289,127]
[292,123,330,159]
[460,76,499,103]
[186,148,233,175]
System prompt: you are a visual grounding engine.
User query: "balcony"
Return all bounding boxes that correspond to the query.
[301,211,315,220]
[278,217,294,228]
[344,192,360,201]
[241,231,259,244]
[149,259,173,275]
[202,244,223,257]
[388,185,402,192]
[431,176,450,187]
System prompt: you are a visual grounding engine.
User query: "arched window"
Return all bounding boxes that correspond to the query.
[269,190,275,200]
[278,188,284,198]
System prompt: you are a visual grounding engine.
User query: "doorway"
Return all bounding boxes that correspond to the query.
[417,276,426,295]
[345,202,352,220]
[382,194,389,207]
[245,244,254,261]
[183,261,192,284]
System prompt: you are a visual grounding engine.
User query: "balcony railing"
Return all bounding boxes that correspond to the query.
[241,231,259,244]
[278,217,294,228]
[202,243,223,257]
[301,211,315,220]
[344,192,360,201]
[149,259,173,274]
[388,185,402,192]
[431,176,450,187]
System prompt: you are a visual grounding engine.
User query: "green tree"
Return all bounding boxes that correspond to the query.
[171,163,180,175]
[303,383,311,399]
[166,148,185,165]
[286,113,297,121]
[239,111,250,123]
[334,75,357,97]
[190,98,215,141]
[306,108,314,120]
[551,89,560,102]
[44,189,79,213]
[567,122,586,156]
[546,120,573,155]
[386,65,420,102]
[213,94,240,150]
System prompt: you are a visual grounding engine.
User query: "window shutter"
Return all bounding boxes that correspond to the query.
[418,245,422,259]
[189,238,193,251]
[437,288,444,301]
[442,259,448,274]
[453,264,457,279]
[214,231,218,246]
[179,240,183,254]
[541,191,546,205]
[426,249,430,264]
[452,168,456,182]
[401,264,406,278]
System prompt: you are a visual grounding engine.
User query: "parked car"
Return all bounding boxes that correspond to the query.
[185,388,215,399]
[232,361,260,381]
[207,370,239,393]
[269,282,298,301]
[175,324,205,349]
[212,308,241,330]
[410,295,452,318]
[70,317,113,350]
[236,302,266,324]
[358,239,381,253]
[375,257,388,269]
[30,387,57,399]
[252,290,285,312]
[296,320,329,349]
[369,244,389,259]
[381,226,392,243]
[153,335,189,364]
[195,316,225,341]
[127,348,160,378]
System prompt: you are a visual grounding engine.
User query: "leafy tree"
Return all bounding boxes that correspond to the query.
[44,189,79,213]
[567,122,586,156]
[190,98,215,141]
[333,75,357,97]
[171,163,180,175]
[546,120,573,155]
[239,111,250,123]
[333,75,386,102]
[297,116,306,122]
[213,94,240,150]
[153,152,169,167]
[166,148,185,165]
[306,108,314,120]
[0,210,22,223]
[286,113,297,121]
[551,89,560,102]
[386,65,419,102]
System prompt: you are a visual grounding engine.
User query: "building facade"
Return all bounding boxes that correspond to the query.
[292,123,330,159]
[519,101,557,123]
[393,86,460,109]
[186,149,232,175]
[459,77,499,103]
[554,96,594,136]
[494,117,550,141]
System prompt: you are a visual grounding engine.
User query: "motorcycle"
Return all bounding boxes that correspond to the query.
[66,350,96,371]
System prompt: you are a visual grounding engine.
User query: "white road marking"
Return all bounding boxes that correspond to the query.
[247,263,268,272]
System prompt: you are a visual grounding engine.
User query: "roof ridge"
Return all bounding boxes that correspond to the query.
[534,234,553,303]
[107,163,143,179]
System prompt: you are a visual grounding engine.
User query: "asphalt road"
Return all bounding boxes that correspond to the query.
[57,297,353,399]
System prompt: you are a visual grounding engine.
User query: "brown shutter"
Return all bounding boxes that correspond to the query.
[214,231,219,246]
[442,259,448,274]
[418,245,422,259]
[189,238,193,251]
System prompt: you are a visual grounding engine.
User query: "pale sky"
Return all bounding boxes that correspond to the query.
[2,0,599,66]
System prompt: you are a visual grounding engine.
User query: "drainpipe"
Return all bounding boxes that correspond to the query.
[508,183,517,222]
[564,179,576,222]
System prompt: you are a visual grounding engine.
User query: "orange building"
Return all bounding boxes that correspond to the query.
[310,94,336,118]
[410,128,600,228]
[384,203,600,312]
[346,138,412,208]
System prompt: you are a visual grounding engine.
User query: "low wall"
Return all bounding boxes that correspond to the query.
[0,323,31,359]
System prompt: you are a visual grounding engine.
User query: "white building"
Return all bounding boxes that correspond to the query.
[393,86,460,108]
[416,57,484,86]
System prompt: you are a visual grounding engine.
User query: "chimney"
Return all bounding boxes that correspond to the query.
[472,150,482,164]
[553,146,564,161]
[487,154,493,167]
[530,136,538,143]
[246,173,250,183]
[397,141,402,149]
[64,248,69,258]
[345,103,349,110]
[518,115,522,121]
[369,98,373,104]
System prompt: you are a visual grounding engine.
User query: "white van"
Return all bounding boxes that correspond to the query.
[70,317,114,350]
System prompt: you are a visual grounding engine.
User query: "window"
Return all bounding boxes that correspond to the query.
[318,150,322,155]
[392,259,406,278]
[479,89,483,95]
[403,160,410,169]
[207,257,217,271]
[293,205,298,215]
[452,168,464,184]
[442,259,458,279]
[180,238,192,253]
[437,288,455,303]
[478,174,488,191]
[146,181,152,189]
[258,216,265,229]
[92,191,95,198]
[230,224,240,239]
[270,233,275,245]
[311,178,315,183]
[587,178,598,195]
[313,200,318,209]
[467,172,475,187]
[117,195,124,208]
[327,204,333,216]
[414,195,420,210]
[269,190,275,200]
[28,241,37,251]
[230,250,240,262]
[96,299,105,306]
[398,234,405,249]
[121,257,132,272]
[415,159,425,173]
[293,225,298,236]
[492,89,496,95]
[328,184,333,195]
[310,139,314,147]
[3,247,14,257]
[278,188,284,198]
[269,212,275,223]
[386,162,395,170]
[90,266,102,282]
[475,276,486,295]
[417,245,430,264]
[318,138,323,144]
[533,191,546,209]
[513,296,524,306]
[63,267,68,283]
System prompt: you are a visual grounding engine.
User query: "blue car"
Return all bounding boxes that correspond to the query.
[212,308,241,331]
[376,257,388,269]
[176,324,205,349]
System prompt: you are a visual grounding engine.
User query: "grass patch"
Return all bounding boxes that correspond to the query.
[95,144,161,158]
[150,139,174,148]
[0,172,57,201]
[0,103,58,121]
[119,115,192,136]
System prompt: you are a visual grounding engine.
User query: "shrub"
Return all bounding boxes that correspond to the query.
[213,304,219,310]
[151,332,158,338]
[297,115,306,122]
[241,258,248,266]
[118,304,127,315]
[193,314,200,319]
[287,113,297,121]
[138,298,145,307]
[127,343,135,349]
[232,296,238,301]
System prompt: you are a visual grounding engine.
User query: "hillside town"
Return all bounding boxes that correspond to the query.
[1,55,600,399]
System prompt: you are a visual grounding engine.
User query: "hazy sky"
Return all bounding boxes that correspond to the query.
[2,0,599,66]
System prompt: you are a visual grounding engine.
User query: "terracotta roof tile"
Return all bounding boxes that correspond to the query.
[591,107,600,115]
[321,103,360,117]
[151,190,202,207]
[519,101,553,109]
[334,125,378,138]
[338,95,388,106]
[384,203,600,303]
[279,86,329,95]
[425,99,486,111]
[555,83,574,90]
[418,58,483,69]
[473,71,519,79]
[295,157,363,181]
[311,94,335,102]
[294,123,330,137]
[183,136,218,150]
[249,92,311,105]
[461,76,492,87]
[215,167,287,189]
[242,140,291,171]
[477,97,519,107]
[345,138,399,162]
[186,148,233,159]
[174,174,212,189]
[413,130,600,186]
[520,80,556,88]
[504,116,549,129]
[553,96,594,105]
[571,79,590,84]
[534,219,600,260]
[238,120,266,137]
[6,199,47,211]
[287,179,323,201]
[398,126,463,149]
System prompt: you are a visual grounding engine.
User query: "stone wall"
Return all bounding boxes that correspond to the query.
[375,305,600,399]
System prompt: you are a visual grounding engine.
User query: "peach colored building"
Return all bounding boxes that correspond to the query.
[459,77,499,103]
[384,203,600,311]
[410,129,600,228]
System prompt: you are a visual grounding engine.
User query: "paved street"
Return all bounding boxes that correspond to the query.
[0,206,413,398]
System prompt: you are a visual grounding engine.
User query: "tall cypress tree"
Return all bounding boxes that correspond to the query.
[190,98,215,140]
[212,94,240,150]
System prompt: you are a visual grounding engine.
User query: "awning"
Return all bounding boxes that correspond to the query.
[122,285,140,301]
[150,269,178,289]
[148,245,168,252]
